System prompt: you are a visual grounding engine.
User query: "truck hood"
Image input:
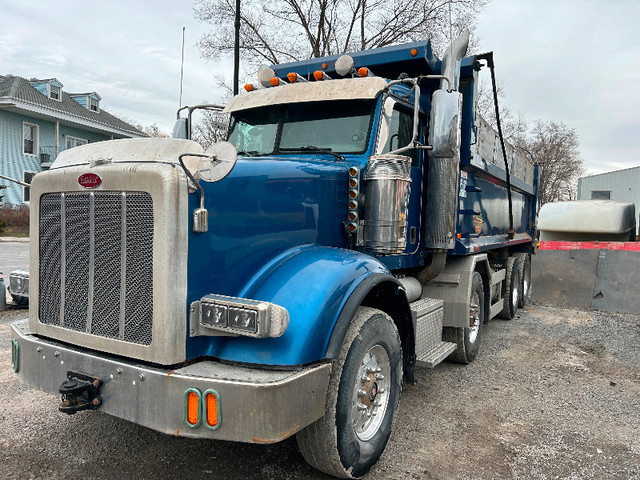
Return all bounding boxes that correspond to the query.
[187,156,349,300]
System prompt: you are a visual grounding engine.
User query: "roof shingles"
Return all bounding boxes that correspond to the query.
[0,75,145,137]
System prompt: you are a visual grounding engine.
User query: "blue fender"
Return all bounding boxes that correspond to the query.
[187,245,394,366]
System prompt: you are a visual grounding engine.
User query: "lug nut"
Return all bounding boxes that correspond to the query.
[356,403,367,412]
[375,373,385,380]
[357,389,367,397]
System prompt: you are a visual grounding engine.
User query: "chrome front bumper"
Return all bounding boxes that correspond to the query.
[10,319,331,443]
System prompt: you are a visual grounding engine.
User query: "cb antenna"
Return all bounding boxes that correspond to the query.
[179,26,186,109]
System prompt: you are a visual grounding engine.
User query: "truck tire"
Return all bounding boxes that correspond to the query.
[443,272,484,364]
[498,256,520,319]
[296,307,402,479]
[515,253,531,308]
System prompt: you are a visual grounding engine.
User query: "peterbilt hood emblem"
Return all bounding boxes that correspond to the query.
[78,173,102,188]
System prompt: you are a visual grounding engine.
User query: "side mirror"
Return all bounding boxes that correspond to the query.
[172,118,189,139]
[428,90,462,158]
[199,141,238,183]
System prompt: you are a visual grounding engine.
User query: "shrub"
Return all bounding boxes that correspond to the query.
[0,204,30,236]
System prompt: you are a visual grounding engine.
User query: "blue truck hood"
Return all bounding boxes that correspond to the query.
[186,156,349,302]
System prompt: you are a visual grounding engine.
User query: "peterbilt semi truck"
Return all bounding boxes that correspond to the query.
[11,31,538,478]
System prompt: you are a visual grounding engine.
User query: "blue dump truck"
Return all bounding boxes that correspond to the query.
[10,31,538,478]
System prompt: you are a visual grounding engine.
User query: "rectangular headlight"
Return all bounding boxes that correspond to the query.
[190,294,289,338]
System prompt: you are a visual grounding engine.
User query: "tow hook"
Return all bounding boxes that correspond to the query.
[58,371,103,415]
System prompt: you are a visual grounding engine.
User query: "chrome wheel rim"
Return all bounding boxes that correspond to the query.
[512,280,519,311]
[351,345,390,441]
[468,291,480,343]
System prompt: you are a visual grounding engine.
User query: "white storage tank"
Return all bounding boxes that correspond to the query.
[538,200,636,241]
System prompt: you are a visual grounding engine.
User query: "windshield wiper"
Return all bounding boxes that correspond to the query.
[279,146,344,161]
[236,150,261,157]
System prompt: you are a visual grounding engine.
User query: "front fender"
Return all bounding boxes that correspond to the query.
[187,245,391,366]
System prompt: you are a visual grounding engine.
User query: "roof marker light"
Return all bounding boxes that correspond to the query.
[244,84,255,92]
[410,48,418,57]
[358,67,370,78]
[321,62,328,70]
[313,70,332,81]
[269,77,281,87]
[287,72,307,83]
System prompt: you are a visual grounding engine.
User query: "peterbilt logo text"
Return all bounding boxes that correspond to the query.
[78,173,102,188]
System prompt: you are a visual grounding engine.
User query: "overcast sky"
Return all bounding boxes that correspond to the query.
[1,0,638,175]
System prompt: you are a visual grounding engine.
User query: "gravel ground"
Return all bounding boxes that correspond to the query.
[1,302,639,480]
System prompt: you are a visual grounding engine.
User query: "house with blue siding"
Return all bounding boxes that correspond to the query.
[0,75,145,204]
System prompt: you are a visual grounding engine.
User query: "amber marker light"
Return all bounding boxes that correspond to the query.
[244,84,254,92]
[349,179,357,188]
[203,389,221,430]
[287,72,298,82]
[457,233,462,239]
[321,62,328,69]
[358,67,369,77]
[410,48,418,57]
[349,201,357,210]
[349,190,357,199]
[313,70,324,81]
[348,223,357,232]
[184,388,202,428]
[349,167,358,177]
[270,77,280,87]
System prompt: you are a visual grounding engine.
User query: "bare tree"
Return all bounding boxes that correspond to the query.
[194,0,487,77]
[476,80,527,145]
[137,123,170,138]
[192,110,231,149]
[524,120,583,207]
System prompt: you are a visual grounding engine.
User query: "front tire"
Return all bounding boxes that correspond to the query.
[297,307,402,478]
[444,272,484,364]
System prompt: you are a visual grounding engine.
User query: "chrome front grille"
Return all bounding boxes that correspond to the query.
[39,191,154,346]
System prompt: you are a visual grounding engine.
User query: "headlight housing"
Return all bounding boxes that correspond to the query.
[190,294,289,338]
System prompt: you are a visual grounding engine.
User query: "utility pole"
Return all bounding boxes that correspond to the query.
[233,0,240,95]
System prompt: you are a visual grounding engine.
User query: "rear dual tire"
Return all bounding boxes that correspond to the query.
[499,256,520,320]
[444,272,484,364]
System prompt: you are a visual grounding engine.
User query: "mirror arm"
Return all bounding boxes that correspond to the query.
[178,153,215,233]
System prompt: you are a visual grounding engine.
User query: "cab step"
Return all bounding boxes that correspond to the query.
[415,341,457,368]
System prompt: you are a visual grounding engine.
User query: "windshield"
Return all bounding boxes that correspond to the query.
[228,100,374,157]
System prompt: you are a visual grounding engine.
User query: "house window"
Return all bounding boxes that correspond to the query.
[591,190,611,200]
[89,97,99,112]
[50,84,61,100]
[23,122,39,155]
[65,136,88,149]
[23,171,36,203]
